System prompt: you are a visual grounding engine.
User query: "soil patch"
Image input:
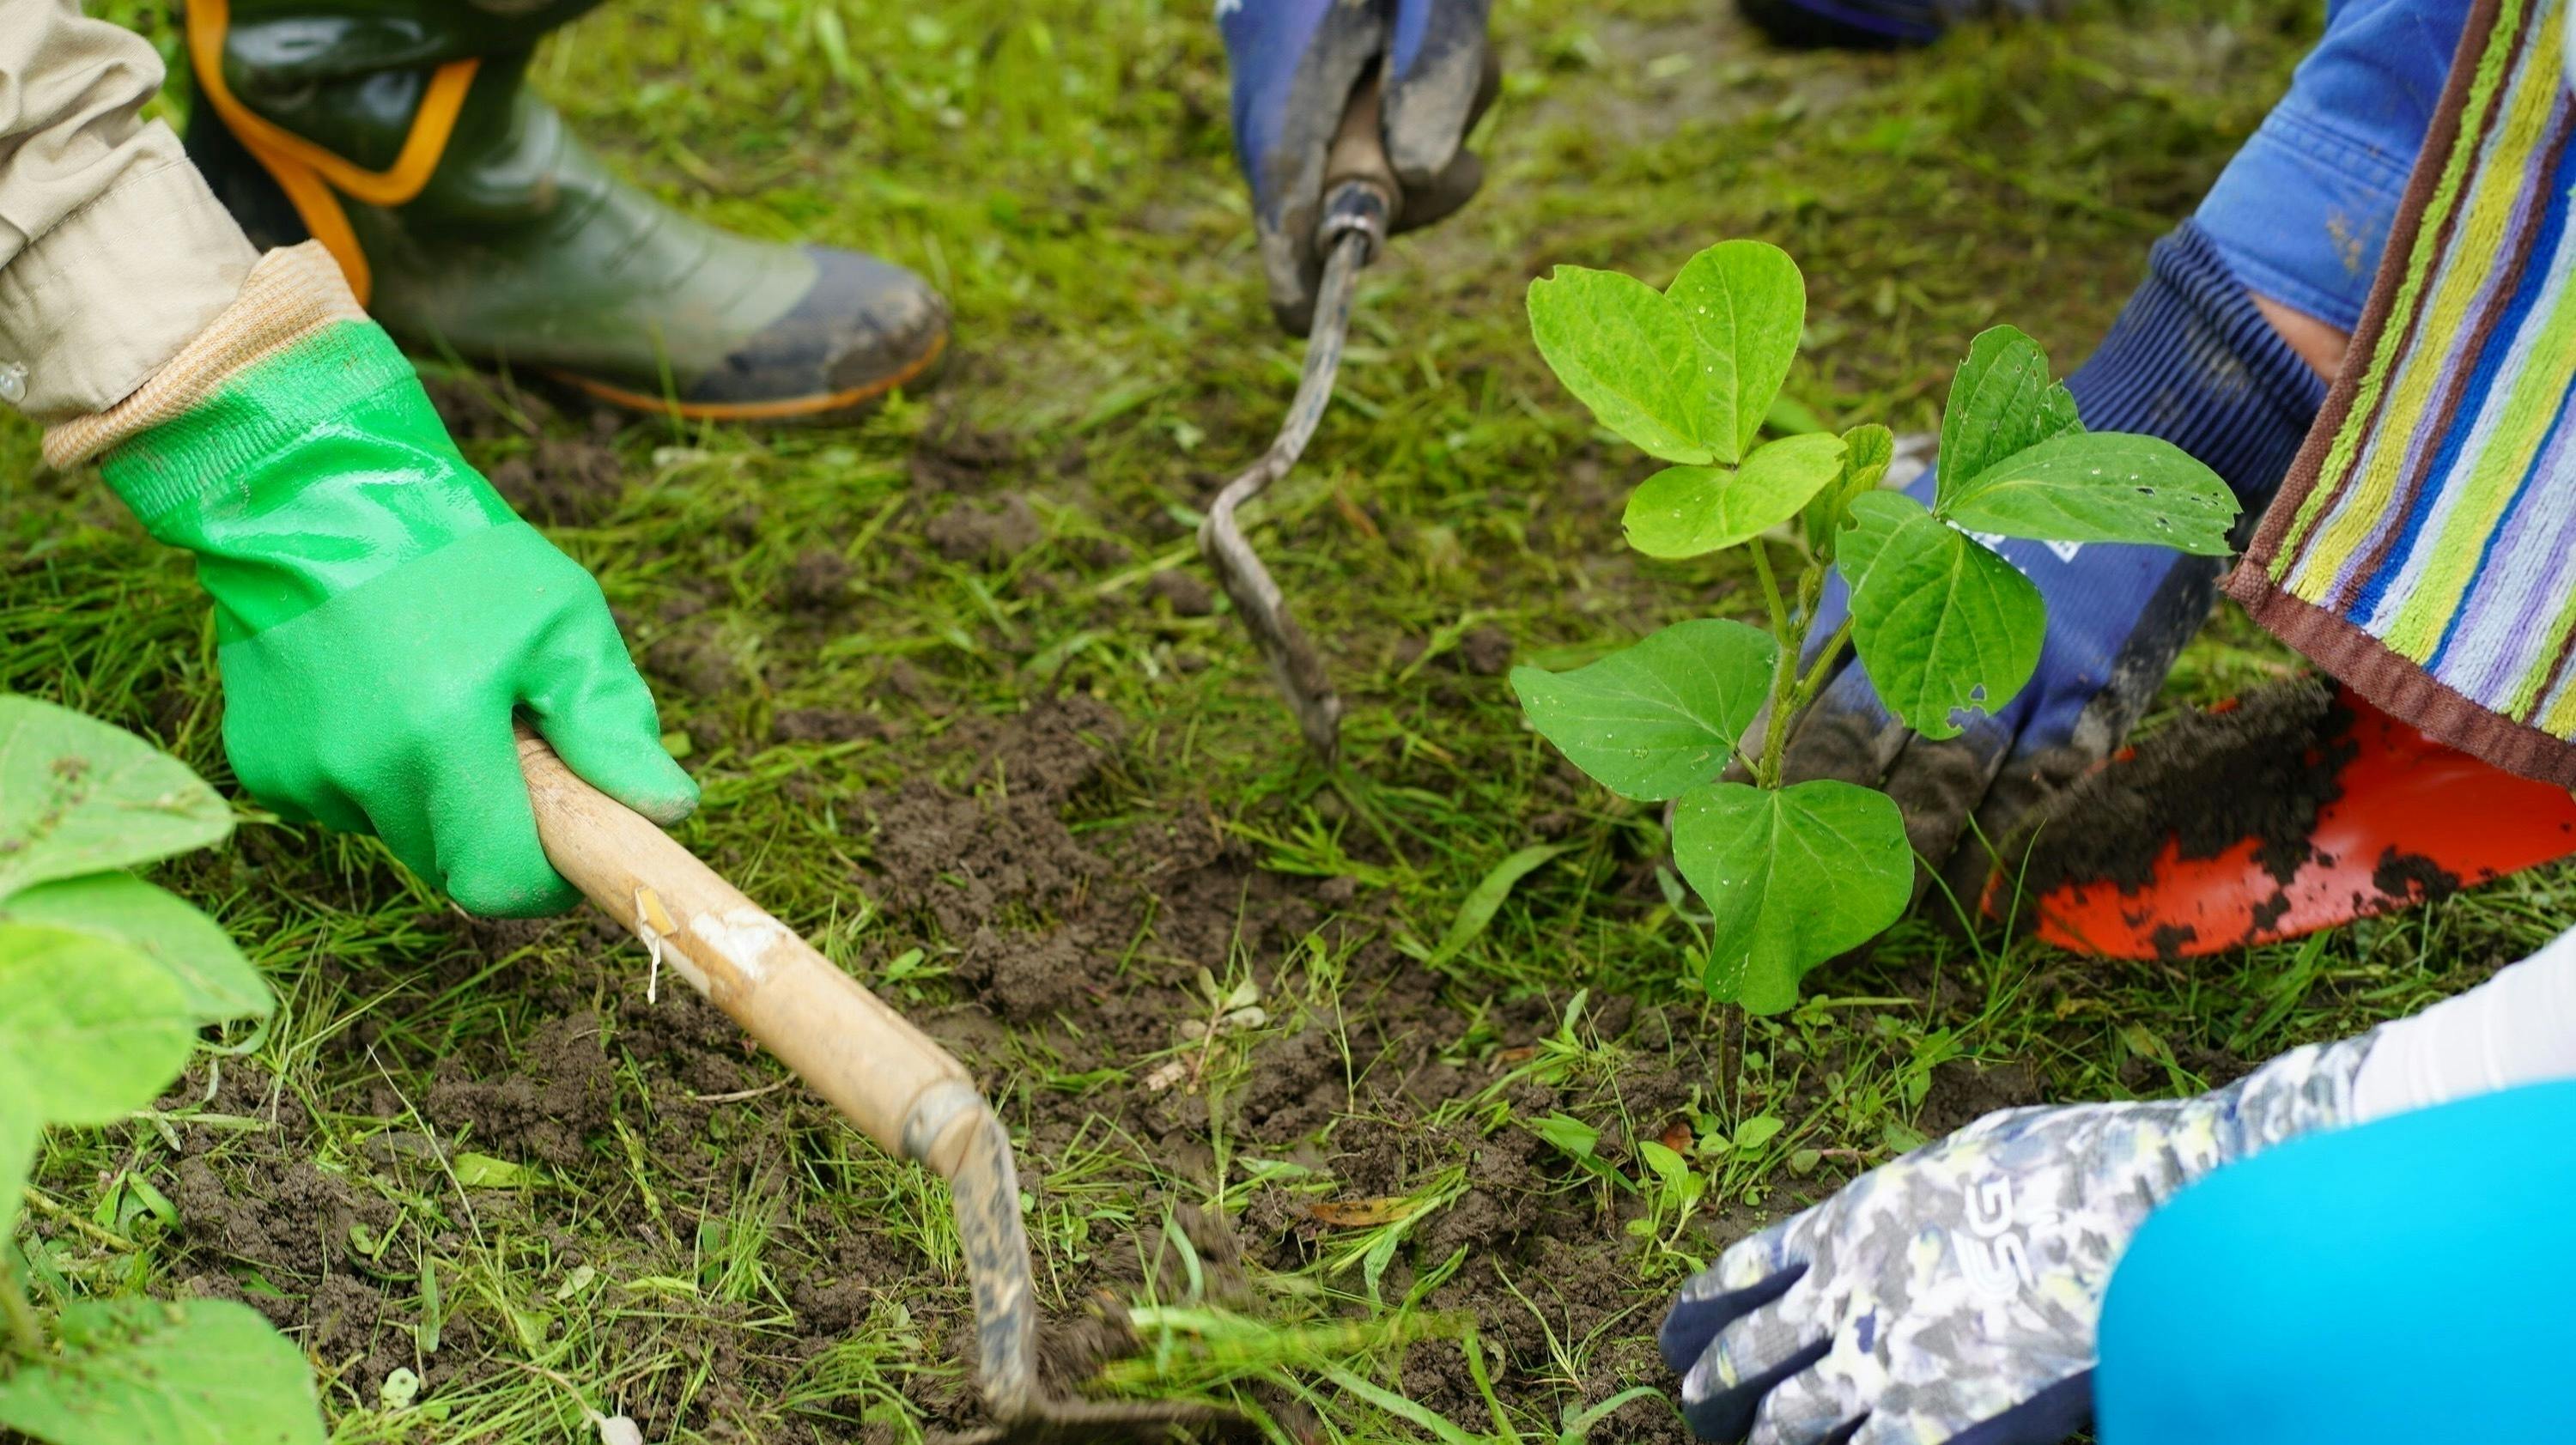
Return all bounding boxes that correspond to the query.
[926,495,1044,563]
[137,687,1720,1443]
[778,547,855,614]
[2010,677,2354,906]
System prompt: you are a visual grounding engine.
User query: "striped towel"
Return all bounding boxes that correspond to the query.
[2230,0,2576,786]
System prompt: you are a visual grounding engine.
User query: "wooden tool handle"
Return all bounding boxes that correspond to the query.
[515,729,986,1175]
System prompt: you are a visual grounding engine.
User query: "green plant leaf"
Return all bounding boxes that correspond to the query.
[453,1153,543,1188]
[1,873,269,1026]
[1838,492,2045,740]
[1527,266,1716,464]
[1429,844,1571,966]
[0,924,197,1126]
[0,1299,325,1445]
[1933,326,2081,508]
[1529,1112,1601,1160]
[1511,620,1778,801]
[0,1058,34,1245]
[1559,1386,1671,1445]
[0,696,229,901]
[1936,431,2239,555]
[1621,433,1846,559]
[1804,422,1897,556]
[1666,240,1806,464]
[1672,780,1911,1014]
[1732,1114,1786,1151]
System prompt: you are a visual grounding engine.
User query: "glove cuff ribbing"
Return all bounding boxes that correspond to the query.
[48,240,369,477]
[2064,221,2329,524]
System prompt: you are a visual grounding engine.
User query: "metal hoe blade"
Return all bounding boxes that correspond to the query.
[1200,184,1387,762]
[932,1104,1252,1443]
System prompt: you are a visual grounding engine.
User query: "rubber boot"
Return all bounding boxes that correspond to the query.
[182,0,948,423]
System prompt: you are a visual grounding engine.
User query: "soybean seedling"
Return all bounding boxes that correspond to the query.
[1513,240,2238,1013]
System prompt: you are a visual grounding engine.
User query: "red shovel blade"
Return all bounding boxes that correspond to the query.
[1997,683,2576,959]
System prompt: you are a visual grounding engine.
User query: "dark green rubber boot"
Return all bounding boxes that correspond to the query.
[183,0,948,423]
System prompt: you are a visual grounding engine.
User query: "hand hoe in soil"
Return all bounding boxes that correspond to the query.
[1200,82,1400,763]
[1990,680,2576,957]
[516,729,1244,1443]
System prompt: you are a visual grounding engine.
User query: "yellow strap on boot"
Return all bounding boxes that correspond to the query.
[185,0,477,305]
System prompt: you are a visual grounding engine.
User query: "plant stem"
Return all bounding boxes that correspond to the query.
[1747,542,1802,788]
[0,1251,41,1361]
[1794,616,1856,705]
[1747,538,1790,640]
[1761,610,1854,787]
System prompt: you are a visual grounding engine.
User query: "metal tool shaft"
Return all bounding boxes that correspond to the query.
[1200,181,1384,761]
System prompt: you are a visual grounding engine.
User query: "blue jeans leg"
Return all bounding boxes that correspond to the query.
[2194,0,2478,332]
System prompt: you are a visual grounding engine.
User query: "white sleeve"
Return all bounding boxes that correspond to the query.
[2350,921,2576,1123]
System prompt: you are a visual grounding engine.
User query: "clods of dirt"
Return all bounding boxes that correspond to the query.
[2010,677,2355,904]
[489,438,627,525]
[908,413,1022,493]
[1457,624,1514,677]
[778,547,854,614]
[645,630,740,699]
[2370,846,2463,904]
[419,376,629,525]
[424,1011,614,1167]
[1917,1058,2044,1136]
[861,695,1123,1011]
[1145,569,1215,616]
[770,705,890,744]
[926,495,1043,563]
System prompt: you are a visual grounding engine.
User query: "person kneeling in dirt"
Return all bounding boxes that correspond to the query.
[0,0,1491,915]
[1663,3,2576,1441]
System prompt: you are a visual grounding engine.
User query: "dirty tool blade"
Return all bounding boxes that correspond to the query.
[1988,679,2576,958]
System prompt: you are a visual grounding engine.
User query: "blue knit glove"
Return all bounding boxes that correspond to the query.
[1220,0,1494,331]
[1777,224,2327,908]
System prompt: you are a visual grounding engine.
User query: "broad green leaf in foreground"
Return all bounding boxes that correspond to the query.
[1527,266,1716,464]
[1804,422,1897,556]
[1672,779,1911,1014]
[0,924,197,1126]
[1621,433,1846,559]
[1512,620,1778,801]
[1933,326,2081,507]
[0,696,230,900]
[1,872,270,1026]
[1936,431,2239,555]
[1429,844,1572,966]
[1666,240,1806,464]
[0,1299,326,1445]
[1838,492,2044,740]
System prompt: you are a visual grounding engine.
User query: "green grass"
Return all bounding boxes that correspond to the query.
[11,2,2568,1442]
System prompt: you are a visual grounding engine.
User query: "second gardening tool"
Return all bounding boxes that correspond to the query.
[1200,82,1400,762]
[516,729,1242,1444]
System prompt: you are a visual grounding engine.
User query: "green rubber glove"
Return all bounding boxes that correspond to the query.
[101,319,696,916]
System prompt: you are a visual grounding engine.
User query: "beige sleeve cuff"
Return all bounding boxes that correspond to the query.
[0,135,260,428]
[42,240,368,470]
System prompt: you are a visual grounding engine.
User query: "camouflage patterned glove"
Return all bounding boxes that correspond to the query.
[1662,1033,2378,1443]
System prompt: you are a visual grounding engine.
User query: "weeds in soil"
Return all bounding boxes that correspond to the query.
[12,2,2555,1443]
